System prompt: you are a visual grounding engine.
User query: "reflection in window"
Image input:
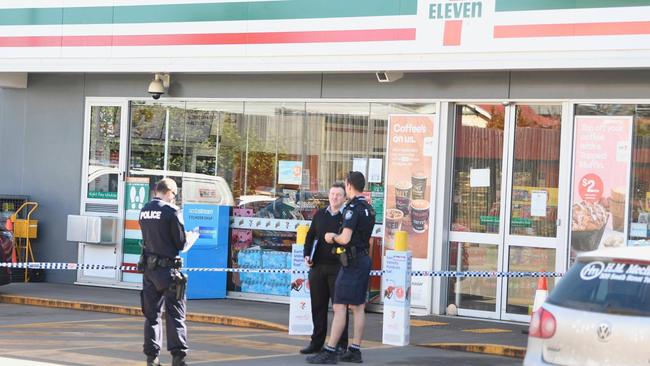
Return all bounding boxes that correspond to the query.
[447,242,498,312]
[451,104,505,233]
[87,106,120,199]
[510,105,561,237]
[129,102,185,172]
[305,103,370,193]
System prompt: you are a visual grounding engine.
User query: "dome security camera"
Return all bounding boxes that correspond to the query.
[148,73,169,100]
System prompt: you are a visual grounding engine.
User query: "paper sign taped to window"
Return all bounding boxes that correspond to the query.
[470,168,490,188]
[531,190,548,217]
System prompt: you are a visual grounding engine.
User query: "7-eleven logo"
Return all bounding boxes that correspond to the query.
[428,1,483,46]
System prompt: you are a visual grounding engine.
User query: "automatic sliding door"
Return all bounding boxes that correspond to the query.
[448,103,507,319]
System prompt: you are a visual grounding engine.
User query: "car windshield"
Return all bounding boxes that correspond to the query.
[547,258,650,316]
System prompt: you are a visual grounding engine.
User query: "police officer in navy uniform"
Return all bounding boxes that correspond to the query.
[307,171,375,364]
[139,178,196,366]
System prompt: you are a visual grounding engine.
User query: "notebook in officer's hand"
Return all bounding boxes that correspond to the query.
[309,239,318,262]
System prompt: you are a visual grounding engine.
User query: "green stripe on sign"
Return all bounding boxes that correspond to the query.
[64,7,113,25]
[496,0,650,12]
[0,8,62,26]
[123,239,143,255]
[0,0,417,26]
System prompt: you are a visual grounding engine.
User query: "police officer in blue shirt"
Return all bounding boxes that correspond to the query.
[307,171,375,364]
[139,178,197,366]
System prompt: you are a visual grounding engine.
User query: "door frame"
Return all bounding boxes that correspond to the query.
[77,97,130,286]
[446,101,571,321]
[499,102,573,322]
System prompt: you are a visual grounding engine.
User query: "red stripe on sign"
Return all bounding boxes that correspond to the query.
[0,28,416,47]
[0,36,61,47]
[495,21,650,38]
[443,20,462,46]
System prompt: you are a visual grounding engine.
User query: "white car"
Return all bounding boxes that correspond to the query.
[524,246,650,366]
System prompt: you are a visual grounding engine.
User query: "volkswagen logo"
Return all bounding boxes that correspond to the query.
[596,322,612,342]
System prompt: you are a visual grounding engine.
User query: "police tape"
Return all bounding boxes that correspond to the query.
[0,262,563,278]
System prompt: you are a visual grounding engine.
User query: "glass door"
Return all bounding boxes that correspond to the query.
[77,98,129,285]
[447,103,570,321]
[448,103,509,319]
[501,103,570,322]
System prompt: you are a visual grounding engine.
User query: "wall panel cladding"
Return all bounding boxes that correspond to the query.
[19,74,84,283]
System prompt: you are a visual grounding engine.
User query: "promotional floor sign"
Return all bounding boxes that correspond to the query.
[382,250,412,346]
[571,116,633,258]
[384,114,436,307]
[289,244,313,335]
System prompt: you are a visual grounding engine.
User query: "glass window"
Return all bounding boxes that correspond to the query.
[129,101,185,205]
[629,105,650,246]
[509,105,562,237]
[574,104,650,248]
[305,103,371,190]
[506,246,555,315]
[447,242,498,311]
[451,104,505,233]
[87,106,121,200]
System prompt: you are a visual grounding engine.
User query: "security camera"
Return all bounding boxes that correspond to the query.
[148,73,170,100]
[376,71,404,83]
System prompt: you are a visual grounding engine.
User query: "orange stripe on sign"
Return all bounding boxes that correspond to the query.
[494,21,650,38]
[443,20,462,46]
[125,220,140,230]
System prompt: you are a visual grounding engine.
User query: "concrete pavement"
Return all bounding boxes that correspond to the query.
[0,282,529,359]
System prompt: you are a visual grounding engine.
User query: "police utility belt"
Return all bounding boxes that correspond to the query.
[332,246,368,267]
[137,253,182,272]
[137,253,187,301]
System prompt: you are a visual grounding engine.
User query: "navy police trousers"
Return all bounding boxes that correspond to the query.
[141,267,188,358]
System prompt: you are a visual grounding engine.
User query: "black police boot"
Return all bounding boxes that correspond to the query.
[300,343,321,354]
[306,349,338,364]
[146,355,161,366]
[172,354,187,366]
[339,347,362,363]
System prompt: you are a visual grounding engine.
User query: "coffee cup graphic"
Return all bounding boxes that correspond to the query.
[410,199,430,233]
[395,181,412,215]
[385,208,404,236]
[411,173,427,200]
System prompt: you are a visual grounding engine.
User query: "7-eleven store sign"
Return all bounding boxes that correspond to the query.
[428,1,483,46]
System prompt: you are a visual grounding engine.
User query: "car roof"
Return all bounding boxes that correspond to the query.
[578,246,650,261]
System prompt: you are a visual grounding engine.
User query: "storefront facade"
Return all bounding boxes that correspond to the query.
[1,1,650,322]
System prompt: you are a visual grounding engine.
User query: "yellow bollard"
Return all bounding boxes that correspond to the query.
[394,230,408,251]
[296,225,309,245]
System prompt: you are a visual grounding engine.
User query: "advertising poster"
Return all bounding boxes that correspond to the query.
[571,116,633,257]
[383,115,435,259]
[289,244,313,335]
[383,114,435,309]
[278,160,303,185]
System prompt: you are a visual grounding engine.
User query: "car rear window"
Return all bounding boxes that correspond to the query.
[547,258,650,316]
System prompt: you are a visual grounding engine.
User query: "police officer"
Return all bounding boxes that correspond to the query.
[307,171,375,364]
[139,178,196,366]
[300,182,349,355]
